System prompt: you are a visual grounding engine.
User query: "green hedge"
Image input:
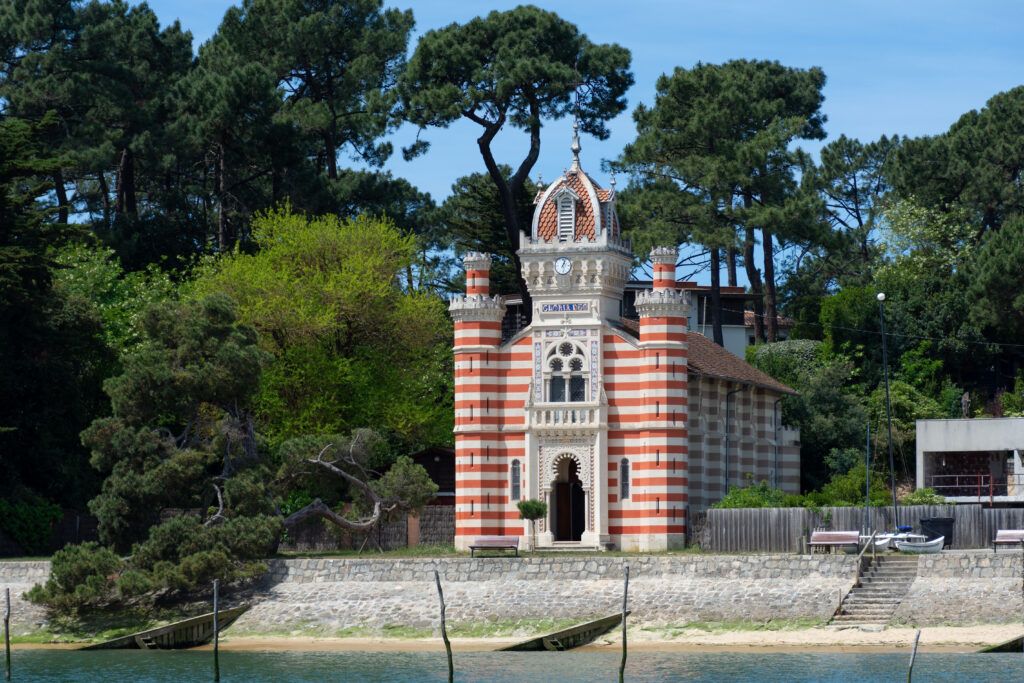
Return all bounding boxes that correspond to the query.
[0,500,63,555]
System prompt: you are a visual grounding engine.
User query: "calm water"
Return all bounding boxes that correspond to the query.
[9,650,1022,682]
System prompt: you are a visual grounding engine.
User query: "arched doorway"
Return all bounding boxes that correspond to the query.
[552,457,586,541]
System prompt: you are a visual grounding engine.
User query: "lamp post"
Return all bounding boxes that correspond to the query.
[877,292,899,529]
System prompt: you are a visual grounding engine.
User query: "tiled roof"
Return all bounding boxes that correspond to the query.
[743,310,794,328]
[616,318,797,395]
[535,171,598,241]
[685,331,797,394]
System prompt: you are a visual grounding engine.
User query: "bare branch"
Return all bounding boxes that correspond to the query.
[205,483,227,527]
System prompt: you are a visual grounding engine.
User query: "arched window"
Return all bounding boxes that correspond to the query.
[545,342,588,403]
[620,459,630,500]
[510,460,521,501]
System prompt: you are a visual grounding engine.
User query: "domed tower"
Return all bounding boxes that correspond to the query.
[519,121,633,326]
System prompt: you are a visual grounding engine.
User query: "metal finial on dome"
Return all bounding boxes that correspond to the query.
[570,118,581,169]
[610,168,616,189]
[537,172,543,187]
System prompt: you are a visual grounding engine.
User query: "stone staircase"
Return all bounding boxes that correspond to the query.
[830,555,919,626]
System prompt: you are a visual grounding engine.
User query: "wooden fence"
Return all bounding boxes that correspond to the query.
[702,505,1024,553]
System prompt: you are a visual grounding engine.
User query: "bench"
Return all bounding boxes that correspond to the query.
[469,535,519,558]
[993,530,1024,553]
[809,530,860,553]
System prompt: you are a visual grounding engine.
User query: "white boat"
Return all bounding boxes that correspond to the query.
[895,536,944,554]
[871,535,892,551]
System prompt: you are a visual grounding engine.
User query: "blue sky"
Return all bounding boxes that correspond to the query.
[143,0,1024,204]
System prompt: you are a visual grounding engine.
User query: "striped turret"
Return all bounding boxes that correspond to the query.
[651,246,677,290]
[464,252,492,295]
[627,246,691,548]
[450,252,514,545]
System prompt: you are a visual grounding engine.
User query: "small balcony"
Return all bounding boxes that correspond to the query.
[525,402,605,432]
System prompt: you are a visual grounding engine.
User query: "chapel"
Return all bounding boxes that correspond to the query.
[449,128,801,551]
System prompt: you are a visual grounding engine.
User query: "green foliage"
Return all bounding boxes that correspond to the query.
[81,293,270,552]
[866,380,943,479]
[26,542,123,613]
[370,456,439,518]
[824,447,863,479]
[998,371,1024,417]
[0,500,63,555]
[712,479,802,509]
[401,5,632,301]
[745,339,821,389]
[193,208,453,450]
[901,488,948,506]
[51,243,177,355]
[0,113,111,509]
[516,499,548,521]
[238,0,413,176]
[128,514,278,593]
[967,214,1024,343]
[804,464,891,508]
[890,86,1024,236]
[818,285,878,371]
[620,58,826,343]
[279,489,314,517]
[28,513,279,612]
[747,340,868,490]
[439,167,536,295]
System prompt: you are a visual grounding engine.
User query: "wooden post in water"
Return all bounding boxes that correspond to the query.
[434,570,453,683]
[213,579,220,682]
[619,565,629,683]
[5,587,10,682]
[906,629,920,683]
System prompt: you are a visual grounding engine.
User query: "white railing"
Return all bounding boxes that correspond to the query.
[526,403,603,429]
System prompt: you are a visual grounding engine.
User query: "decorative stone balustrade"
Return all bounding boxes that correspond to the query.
[525,402,605,431]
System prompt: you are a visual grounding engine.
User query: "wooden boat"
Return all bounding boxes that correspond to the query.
[895,536,944,554]
[979,635,1023,653]
[78,605,249,650]
[498,613,628,652]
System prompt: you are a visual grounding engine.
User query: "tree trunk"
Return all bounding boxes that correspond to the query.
[709,248,724,346]
[326,130,337,180]
[217,142,229,249]
[115,148,137,218]
[54,169,69,225]
[471,106,540,321]
[764,230,779,341]
[743,226,765,343]
[726,247,738,287]
[97,172,111,228]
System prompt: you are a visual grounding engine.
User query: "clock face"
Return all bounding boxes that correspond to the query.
[554,257,572,275]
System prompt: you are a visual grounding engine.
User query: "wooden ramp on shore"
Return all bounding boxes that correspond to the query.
[78,605,249,651]
[497,612,628,652]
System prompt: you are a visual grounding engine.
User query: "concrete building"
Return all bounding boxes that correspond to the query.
[916,417,1024,504]
[449,136,800,551]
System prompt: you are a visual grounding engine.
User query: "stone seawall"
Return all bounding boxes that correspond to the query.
[233,555,857,635]
[0,562,53,636]
[894,553,1024,625]
[3,552,1020,636]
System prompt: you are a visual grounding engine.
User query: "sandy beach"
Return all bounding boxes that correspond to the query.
[177,624,1023,654]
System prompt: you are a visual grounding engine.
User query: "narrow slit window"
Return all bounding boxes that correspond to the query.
[620,459,631,500]
[511,459,521,501]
